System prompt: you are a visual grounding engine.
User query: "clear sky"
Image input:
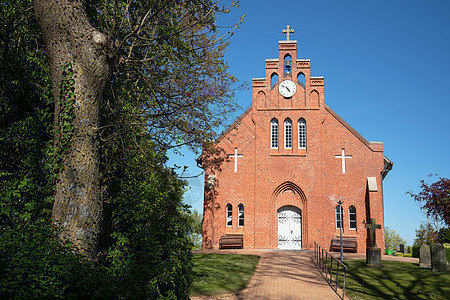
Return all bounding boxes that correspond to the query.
[169,0,450,246]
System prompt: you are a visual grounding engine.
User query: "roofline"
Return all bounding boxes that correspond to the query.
[325,105,371,148]
[381,156,394,180]
[215,105,253,143]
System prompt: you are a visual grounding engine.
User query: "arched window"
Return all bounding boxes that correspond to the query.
[297,72,305,88]
[271,73,279,89]
[298,118,306,149]
[349,206,357,229]
[271,119,278,149]
[226,204,232,227]
[238,204,244,227]
[284,54,292,75]
[336,205,343,229]
[284,118,292,149]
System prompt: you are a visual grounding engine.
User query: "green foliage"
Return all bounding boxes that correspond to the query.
[412,244,420,258]
[0,0,54,225]
[384,227,407,250]
[446,247,450,263]
[186,209,203,250]
[437,227,450,244]
[98,131,194,298]
[0,221,115,299]
[414,222,438,245]
[1,0,242,298]
[406,245,411,254]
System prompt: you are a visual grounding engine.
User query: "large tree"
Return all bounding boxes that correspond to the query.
[34,0,241,258]
[408,177,450,227]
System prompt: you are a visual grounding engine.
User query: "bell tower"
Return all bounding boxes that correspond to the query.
[252,25,325,110]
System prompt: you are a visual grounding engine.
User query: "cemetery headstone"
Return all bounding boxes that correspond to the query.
[431,243,448,272]
[399,244,404,254]
[419,244,431,269]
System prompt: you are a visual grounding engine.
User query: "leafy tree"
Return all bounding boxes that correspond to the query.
[384,227,407,250]
[437,227,450,244]
[408,176,450,227]
[34,0,242,258]
[0,0,54,226]
[413,221,437,245]
[186,209,203,250]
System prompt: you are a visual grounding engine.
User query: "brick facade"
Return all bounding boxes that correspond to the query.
[201,39,392,253]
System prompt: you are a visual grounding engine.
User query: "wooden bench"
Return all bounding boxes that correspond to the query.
[219,234,244,249]
[330,237,357,253]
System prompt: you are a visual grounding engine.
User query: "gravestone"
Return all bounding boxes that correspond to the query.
[365,218,382,267]
[399,244,404,254]
[419,244,431,268]
[431,243,448,272]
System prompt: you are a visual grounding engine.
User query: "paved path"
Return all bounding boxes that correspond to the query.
[191,250,342,300]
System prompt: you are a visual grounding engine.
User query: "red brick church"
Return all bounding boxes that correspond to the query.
[200,26,393,252]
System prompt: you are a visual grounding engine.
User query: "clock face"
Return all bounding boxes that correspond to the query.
[278,80,296,98]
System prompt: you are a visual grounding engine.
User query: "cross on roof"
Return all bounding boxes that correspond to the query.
[365,218,382,248]
[282,25,294,41]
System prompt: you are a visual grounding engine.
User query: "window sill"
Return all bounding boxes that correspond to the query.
[270,149,306,156]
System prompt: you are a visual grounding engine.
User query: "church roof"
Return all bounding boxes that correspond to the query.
[216,104,253,143]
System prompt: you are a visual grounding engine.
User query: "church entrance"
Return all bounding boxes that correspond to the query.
[277,206,302,250]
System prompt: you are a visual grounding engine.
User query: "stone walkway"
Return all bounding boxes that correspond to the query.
[191,249,419,300]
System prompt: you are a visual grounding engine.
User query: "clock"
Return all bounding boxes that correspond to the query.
[278,79,296,98]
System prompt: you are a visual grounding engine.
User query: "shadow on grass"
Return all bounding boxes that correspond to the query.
[191,253,260,296]
[344,260,450,300]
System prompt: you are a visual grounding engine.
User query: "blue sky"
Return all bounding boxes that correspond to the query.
[169,0,450,245]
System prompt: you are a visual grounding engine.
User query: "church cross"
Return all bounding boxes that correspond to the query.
[365,218,382,248]
[335,148,352,174]
[282,25,294,41]
[228,148,243,173]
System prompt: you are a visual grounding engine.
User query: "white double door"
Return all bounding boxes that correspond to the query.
[277,206,302,250]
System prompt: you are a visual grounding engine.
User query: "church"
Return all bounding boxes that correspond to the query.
[200,26,393,252]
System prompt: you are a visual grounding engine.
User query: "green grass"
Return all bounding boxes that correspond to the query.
[343,260,450,300]
[191,253,260,297]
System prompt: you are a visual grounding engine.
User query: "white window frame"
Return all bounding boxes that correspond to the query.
[271,119,278,149]
[336,205,343,229]
[238,204,244,227]
[349,206,357,229]
[298,118,306,149]
[284,119,292,149]
[226,204,232,227]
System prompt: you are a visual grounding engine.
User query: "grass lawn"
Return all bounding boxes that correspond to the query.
[344,260,450,300]
[191,253,260,297]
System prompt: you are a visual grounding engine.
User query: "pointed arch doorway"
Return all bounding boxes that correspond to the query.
[277,205,302,250]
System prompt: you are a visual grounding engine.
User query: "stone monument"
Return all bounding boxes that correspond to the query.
[419,244,431,268]
[365,218,382,267]
[431,243,448,272]
[399,244,404,254]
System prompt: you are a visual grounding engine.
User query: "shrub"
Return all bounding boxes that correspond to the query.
[0,221,113,299]
[412,244,420,258]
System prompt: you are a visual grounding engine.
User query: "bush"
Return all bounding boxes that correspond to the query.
[446,248,450,263]
[437,227,450,244]
[0,221,113,299]
[412,244,420,258]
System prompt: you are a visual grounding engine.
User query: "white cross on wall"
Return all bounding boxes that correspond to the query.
[228,148,243,173]
[335,148,352,174]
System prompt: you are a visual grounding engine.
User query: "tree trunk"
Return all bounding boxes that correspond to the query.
[34,0,114,259]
